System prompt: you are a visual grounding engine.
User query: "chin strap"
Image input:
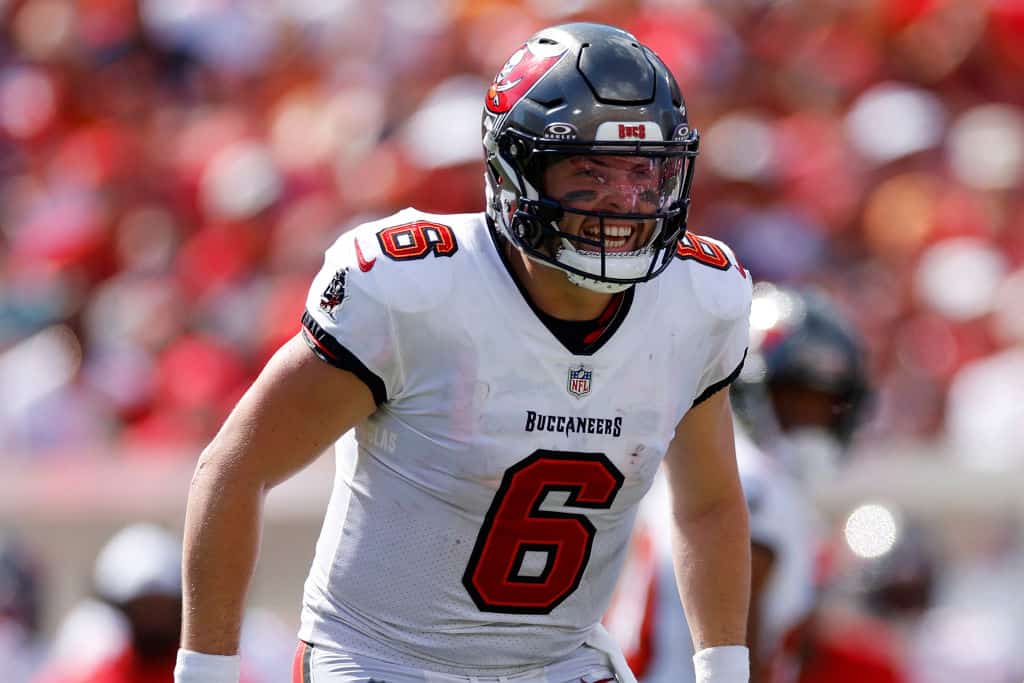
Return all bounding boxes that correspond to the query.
[565,270,634,294]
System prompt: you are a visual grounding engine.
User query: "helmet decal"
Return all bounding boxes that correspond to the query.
[485,42,568,115]
[542,123,579,141]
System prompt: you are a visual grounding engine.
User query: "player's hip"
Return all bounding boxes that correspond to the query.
[300,595,619,675]
[292,640,618,683]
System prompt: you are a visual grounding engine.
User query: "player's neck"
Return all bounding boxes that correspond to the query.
[506,246,614,321]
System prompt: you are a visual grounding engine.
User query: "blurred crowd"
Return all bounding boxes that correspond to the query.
[1,0,1023,461]
[3,2,1024,681]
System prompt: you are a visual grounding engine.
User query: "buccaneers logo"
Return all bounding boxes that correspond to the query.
[485,41,568,114]
[319,268,347,319]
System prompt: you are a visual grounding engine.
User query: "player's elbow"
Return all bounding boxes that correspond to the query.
[674,482,749,537]
[191,437,265,496]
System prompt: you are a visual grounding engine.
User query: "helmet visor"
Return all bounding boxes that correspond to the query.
[534,152,688,254]
[494,126,699,286]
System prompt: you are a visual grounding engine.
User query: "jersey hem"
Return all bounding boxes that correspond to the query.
[691,349,747,408]
[301,311,388,405]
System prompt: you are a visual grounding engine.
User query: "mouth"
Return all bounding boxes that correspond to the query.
[579,223,641,253]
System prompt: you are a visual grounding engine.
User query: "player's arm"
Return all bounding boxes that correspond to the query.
[179,334,376,660]
[663,388,751,681]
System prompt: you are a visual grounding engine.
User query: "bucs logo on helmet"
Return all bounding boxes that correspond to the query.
[486,41,567,114]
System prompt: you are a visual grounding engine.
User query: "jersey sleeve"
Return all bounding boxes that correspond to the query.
[300,229,400,406]
[691,238,752,407]
[692,317,748,407]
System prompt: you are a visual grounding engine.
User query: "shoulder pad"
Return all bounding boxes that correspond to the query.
[323,208,460,314]
[678,233,752,321]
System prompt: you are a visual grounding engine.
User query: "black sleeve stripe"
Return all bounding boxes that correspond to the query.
[300,311,388,406]
[691,348,747,408]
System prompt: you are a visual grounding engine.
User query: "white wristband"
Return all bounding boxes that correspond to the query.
[174,649,242,683]
[693,645,749,683]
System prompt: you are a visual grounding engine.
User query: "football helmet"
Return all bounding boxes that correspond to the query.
[482,22,699,293]
[857,515,936,618]
[735,283,871,446]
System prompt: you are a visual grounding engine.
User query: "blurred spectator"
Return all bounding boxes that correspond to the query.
[0,0,1022,456]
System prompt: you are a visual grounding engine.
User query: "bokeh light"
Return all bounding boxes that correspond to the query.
[845,82,945,164]
[845,503,899,559]
[704,112,776,181]
[0,66,57,140]
[914,238,1008,320]
[948,105,1024,191]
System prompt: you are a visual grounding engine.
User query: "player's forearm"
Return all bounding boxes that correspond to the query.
[180,448,265,655]
[672,491,751,650]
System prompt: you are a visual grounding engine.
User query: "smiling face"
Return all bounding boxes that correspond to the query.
[541,154,664,253]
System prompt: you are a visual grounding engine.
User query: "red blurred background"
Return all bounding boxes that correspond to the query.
[2,1,1024,681]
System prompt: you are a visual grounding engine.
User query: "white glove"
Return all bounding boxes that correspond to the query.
[693,645,749,683]
[174,649,241,683]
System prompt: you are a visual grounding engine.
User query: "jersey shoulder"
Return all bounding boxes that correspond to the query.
[322,208,484,314]
[665,231,752,322]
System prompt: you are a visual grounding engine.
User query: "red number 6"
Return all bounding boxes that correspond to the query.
[462,451,624,614]
[377,221,458,261]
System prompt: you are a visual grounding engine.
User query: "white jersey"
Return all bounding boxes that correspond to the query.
[604,427,819,683]
[735,428,819,655]
[297,208,751,676]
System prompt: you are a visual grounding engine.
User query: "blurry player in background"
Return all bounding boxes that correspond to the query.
[178,21,755,683]
[34,524,272,683]
[0,533,46,683]
[605,283,874,683]
[35,523,184,683]
[796,513,937,683]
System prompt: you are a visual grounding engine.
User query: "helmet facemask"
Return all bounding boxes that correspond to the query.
[487,127,700,293]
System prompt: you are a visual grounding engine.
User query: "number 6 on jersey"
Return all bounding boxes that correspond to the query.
[462,451,624,614]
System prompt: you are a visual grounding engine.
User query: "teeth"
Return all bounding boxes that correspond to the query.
[583,225,633,239]
[579,224,637,251]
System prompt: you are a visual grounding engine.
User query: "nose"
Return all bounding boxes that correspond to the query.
[594,184,648,213]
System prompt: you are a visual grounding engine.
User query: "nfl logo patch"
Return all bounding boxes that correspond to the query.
[567,365,593,399]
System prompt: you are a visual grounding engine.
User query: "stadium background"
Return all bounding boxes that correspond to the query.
[2,0,1024,680]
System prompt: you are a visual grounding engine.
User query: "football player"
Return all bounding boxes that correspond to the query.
[604,284,871,683]
[176,23,753,683]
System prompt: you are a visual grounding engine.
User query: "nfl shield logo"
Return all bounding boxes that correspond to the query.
[567,365,593,399]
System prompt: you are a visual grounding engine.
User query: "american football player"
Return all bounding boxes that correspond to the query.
[605,284,871,683]
[36,524,194,683]
[177,23,753,683]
